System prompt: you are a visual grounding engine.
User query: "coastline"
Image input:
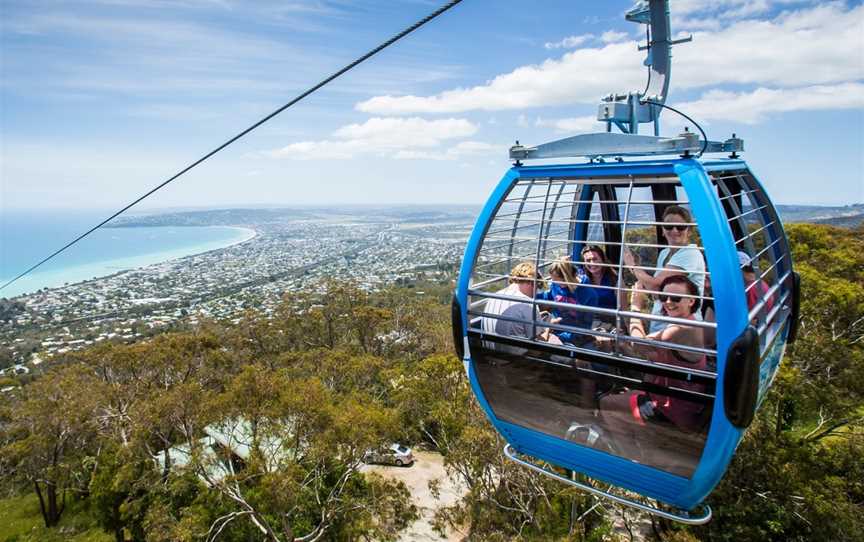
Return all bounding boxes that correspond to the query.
[3,226,259,299]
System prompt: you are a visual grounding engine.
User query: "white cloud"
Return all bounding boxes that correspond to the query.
[393,141,501,161]
[447,141,500,157]
[356,3,863,116]
[265,140,360,160]
[332,117,476,148]
[670,1,812,30]
[672,0,810,18]
[600,30,629,43]
[544,34,593,49]
[535,116,601,133]
[678,82,864,124]
[673,3,864,89]
[356,41,643,114]
[263,117,479,160]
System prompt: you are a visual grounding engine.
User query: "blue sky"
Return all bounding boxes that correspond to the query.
[1,0,862,211]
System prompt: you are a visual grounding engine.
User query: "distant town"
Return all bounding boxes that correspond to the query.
[0,206,477,373]
[1,202,861,376]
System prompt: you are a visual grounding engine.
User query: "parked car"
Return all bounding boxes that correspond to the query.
[363,443,414,467]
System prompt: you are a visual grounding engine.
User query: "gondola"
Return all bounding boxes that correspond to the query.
[451,0,800,523]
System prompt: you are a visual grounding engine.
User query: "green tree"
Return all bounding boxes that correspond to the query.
[683,223,864,541]
[0,365,100,527]
[181,364,418,541]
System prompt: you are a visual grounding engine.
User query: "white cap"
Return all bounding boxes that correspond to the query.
[737,251,752,268]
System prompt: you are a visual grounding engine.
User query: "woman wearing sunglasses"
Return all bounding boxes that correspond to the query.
[593,275,708,475]
[623,205,706,333]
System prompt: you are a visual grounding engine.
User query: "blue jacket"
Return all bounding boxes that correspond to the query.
[585,269,618,311]
[536,281,598,343]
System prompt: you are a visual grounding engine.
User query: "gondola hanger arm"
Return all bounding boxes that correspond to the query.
[510,0,744,162]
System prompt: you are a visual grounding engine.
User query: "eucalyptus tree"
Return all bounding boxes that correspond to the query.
[0,365,101,527]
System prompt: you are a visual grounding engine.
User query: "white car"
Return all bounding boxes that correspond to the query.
[363,443,414,467]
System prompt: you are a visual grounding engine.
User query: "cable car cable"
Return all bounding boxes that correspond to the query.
[640,99,709,157]
[0,0,465,294]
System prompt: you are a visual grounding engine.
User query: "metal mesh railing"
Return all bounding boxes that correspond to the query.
[469,174,719,379]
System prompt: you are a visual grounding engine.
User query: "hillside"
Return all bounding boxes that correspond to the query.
[0,223,861,541]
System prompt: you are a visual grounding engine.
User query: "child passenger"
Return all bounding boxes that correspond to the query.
[536,256,598,345]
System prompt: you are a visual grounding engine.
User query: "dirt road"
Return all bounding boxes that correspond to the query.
[363,450,467,541]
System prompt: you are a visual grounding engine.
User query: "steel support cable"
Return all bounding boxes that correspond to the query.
[0,0,465,293]
[640,99,709,157]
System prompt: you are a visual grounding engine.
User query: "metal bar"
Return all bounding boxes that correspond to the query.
[472,271,713,304]
[485,221,551,237]
[506,179,538,270]
[749,238,783,267]
[502,445,713,525]
[481,234,705,250]
[747,254,787,292]
[494,206,553,220]
[514,177,681,186]
[757,293,789,340]
[758,308,790,358]
[531,182,555,339]
[585,198,690,205]
[469,274,511,290]
[756,289,791,333]
[475,247,711,275]
[617,262,712,276]
[734,221,776,246]
[467,328,718,383]
[476,248,714,273]
[478,235,569,254]
[479,232,571,251]
[717,188,759,203]
[489,215,698,229]
[470,275,718,306]
[729,204,769,223]
[504,197,692,206]
[467,291,717,330]
[486,217,632,237]
[748,270,791,322]
[714,175,766,325]
[540,182,569,265]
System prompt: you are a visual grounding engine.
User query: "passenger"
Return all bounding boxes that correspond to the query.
[623,205,706,333]
[535,256,598,345]
[580,245,627,324]
[481,262,561,346]
[739,251,774,320]
[594,275,708,472]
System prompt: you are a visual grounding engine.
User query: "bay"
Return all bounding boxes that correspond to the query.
[0,209,254,298]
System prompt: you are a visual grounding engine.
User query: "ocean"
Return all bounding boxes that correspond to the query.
[0,209,254,299]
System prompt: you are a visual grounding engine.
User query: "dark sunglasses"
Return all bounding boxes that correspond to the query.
[662,224,689,232]
[658,294,683,303]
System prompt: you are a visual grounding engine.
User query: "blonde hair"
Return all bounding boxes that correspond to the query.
[548,256,579,293]
[509,262,542,286]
